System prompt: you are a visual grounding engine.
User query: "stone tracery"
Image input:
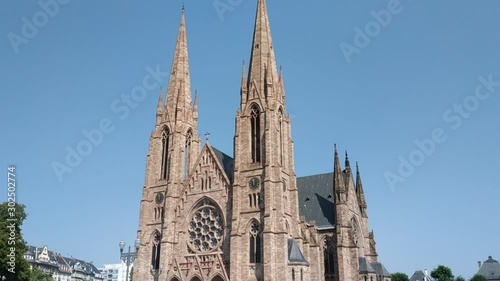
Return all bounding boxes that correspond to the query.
[188,201,224,253]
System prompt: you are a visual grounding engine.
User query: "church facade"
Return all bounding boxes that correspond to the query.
[132,1,391,281]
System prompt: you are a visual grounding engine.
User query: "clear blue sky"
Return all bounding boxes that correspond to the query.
[1,0,499,278]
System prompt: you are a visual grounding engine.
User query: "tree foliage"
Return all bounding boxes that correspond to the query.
[31,268,55,281]
[0,202,32,281]
[431,265,454,281]
[470,274,488,281]
[392,272,410,281]
[455,276,465,281]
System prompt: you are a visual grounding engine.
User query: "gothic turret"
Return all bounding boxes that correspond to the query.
[155,7,199,184]
[134,8,202,281]
[164,8,192,120]
[230,1,307,280]
[240,61,248,105]
[356,162,368,218]
[243,0,280,108]
[334,145,347,204]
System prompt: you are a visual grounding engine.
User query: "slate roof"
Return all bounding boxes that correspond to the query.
[25,245,73,274]
[26,246,59,267]
[288,238,309,265]
[63,257,101,276]
[296,172,335,229]
[212,147,234,182]
[410,270,434,281]
[371,262,391,277]
[478,256,500,280]
[209,146,336,229]
[359,257,376,273]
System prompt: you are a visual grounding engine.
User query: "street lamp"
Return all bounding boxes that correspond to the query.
[150,265,162,281]
[119,239,140,281]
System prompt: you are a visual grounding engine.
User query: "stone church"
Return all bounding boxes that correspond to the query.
[133,1,391,280]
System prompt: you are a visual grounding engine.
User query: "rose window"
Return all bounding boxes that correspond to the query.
[188,204,224,253]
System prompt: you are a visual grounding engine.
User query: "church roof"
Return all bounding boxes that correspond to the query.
[371,262,391,277]
[359,257,376,273]
[211,147,234,182]
[287,238,309,265]
[410,270,434,281]
[297,172,335,229]
[478,256,500,280]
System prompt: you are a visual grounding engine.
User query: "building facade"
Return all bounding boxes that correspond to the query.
[24,245,103,281]
[100,263,133,281]
[133,1,391,281]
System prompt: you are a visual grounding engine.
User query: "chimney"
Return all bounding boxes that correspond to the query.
[424,269,428,281]
[478,261,482,268]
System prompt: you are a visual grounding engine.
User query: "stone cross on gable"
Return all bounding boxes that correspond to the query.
[205,132,210,141]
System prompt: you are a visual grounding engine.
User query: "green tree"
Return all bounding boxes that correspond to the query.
[455,276,466,281]
[391,272,410,281]
[431,265,454,281]
[0,202,32,281]
[470,274,488,281]
[31,268,54,281]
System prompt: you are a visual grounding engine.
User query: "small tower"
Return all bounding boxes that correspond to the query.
[133,8,200,281]
[230,1,308,280]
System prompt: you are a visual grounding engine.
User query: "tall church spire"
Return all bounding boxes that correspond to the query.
[156,87,163,113]
[240,61,248,104]
[165,8,192,118]
[356,162,368,217]
[247,0,279,97]
[334,145,346,204]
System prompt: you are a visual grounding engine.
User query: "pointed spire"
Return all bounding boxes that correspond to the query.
[343,151,354,191]
[334,144,346,196]
[165,7,192,119]
[241,61,248,93]
[193,90,198,110]
[356,162,368,214]
[278,65,286,102]
[345,151,351,171]
[157,87,163,113]
[193,90,198,120]
[247,0,279,96]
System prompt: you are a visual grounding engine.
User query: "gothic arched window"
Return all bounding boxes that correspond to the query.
[161,128,170,180]
[151,231,161,270]
[184,130,192,180]
[249,222,262,263]
[250,105,261,163]
[323,236,335,280]
[205,171,208,190]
